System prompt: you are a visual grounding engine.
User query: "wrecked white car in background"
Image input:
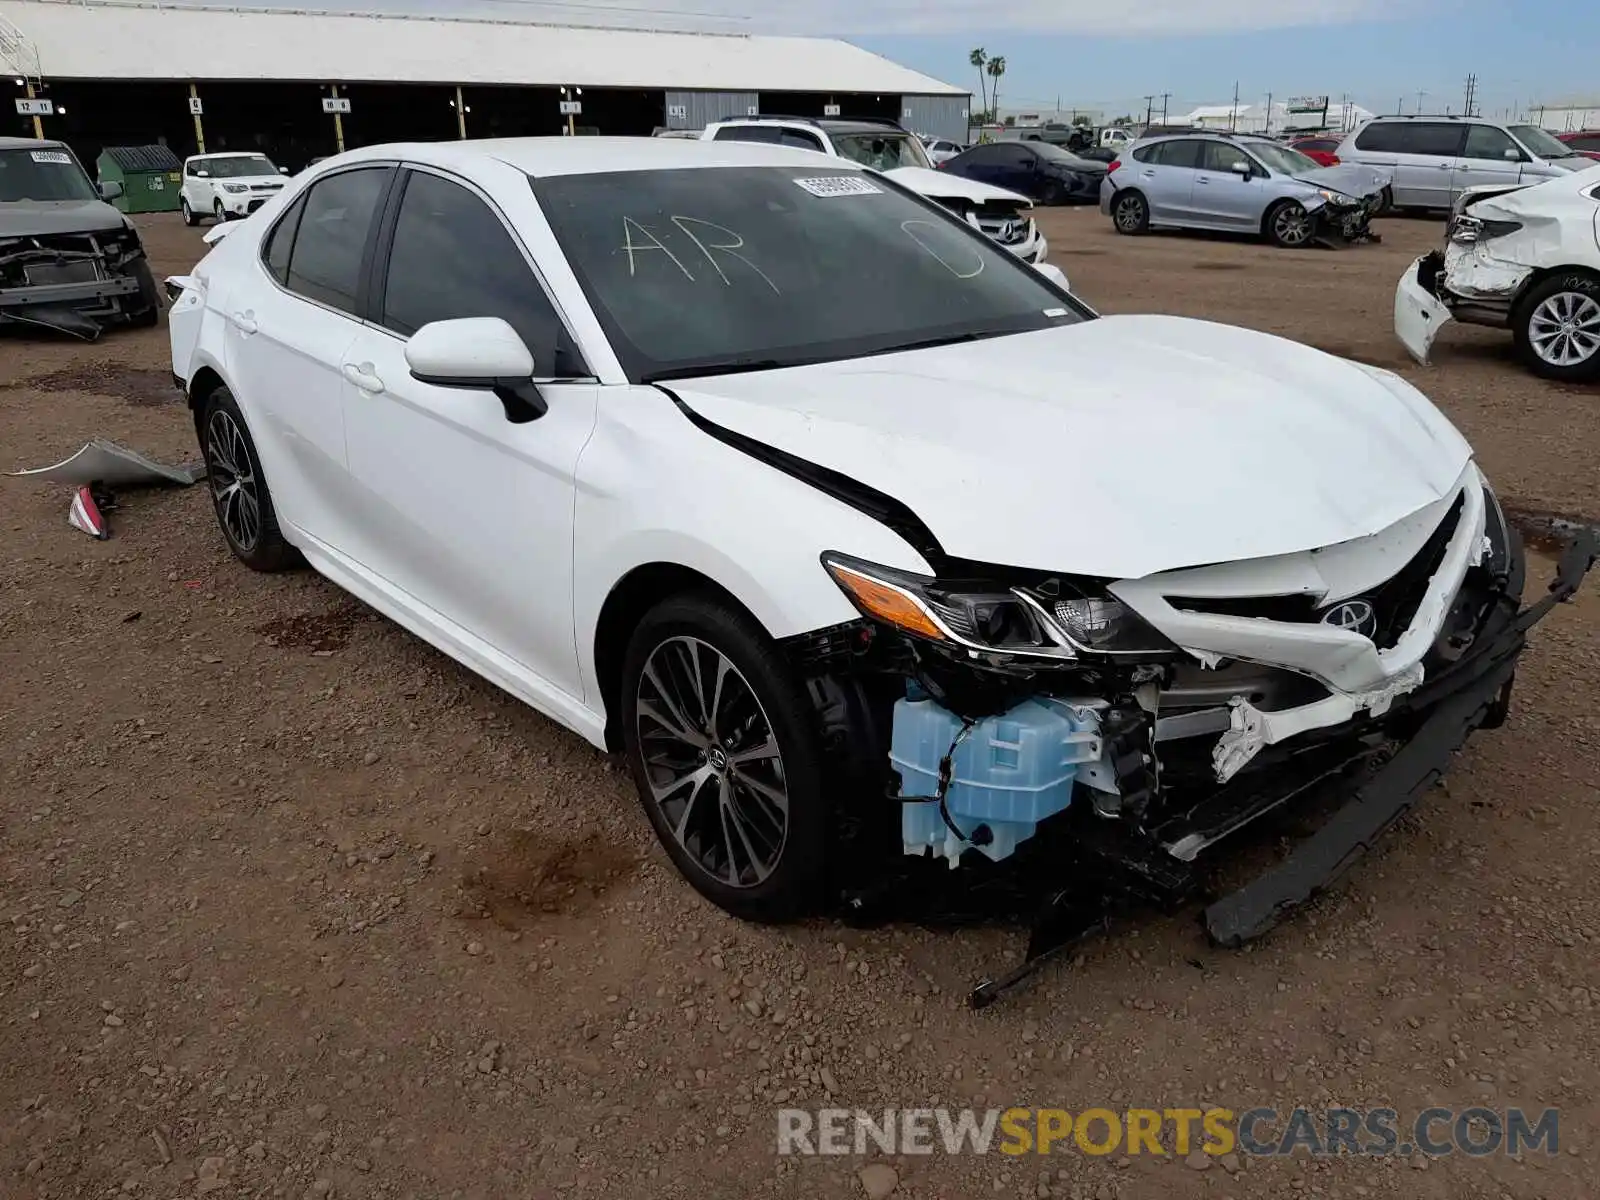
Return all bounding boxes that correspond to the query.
[1395,167,1600,382]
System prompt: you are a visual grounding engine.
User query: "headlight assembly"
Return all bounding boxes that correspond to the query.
[821,553,1177,662]
[223,184,248,194]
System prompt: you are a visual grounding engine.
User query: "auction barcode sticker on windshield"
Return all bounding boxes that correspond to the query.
[793,176,882,198]
[31,150,73,164]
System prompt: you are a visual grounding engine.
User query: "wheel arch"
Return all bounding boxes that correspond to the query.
[1512,263,1600,314]
[592,561,774,753]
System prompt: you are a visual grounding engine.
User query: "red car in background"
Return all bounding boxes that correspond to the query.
[1556,130,1600,161]
[1287,135,1341,167]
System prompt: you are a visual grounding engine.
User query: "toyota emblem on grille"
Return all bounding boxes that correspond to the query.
[1320,599,1378,638]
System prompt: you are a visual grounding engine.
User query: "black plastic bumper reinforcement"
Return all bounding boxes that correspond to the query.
[1205,525,1597,946]
[968,527,1597,1009]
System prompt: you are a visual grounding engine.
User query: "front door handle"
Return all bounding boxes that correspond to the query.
[1438,162,1454,170]
[342,362,385,393]
[228,309,257,335]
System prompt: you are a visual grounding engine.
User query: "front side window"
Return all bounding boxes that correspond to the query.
[830,132,931,170]
[1201,142,1256,174]
[0,146,96,202]
[533,165,1087,382]
[1464,124,1521,161]
[380,170,573,373]
[282,166,390,315]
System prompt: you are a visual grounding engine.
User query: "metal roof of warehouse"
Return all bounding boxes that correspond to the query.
[0,0,965,94]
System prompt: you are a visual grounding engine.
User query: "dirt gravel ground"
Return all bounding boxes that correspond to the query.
[2,209,1598,1200]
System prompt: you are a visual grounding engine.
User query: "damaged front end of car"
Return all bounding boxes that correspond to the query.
[0,224,159,339]
[787,474,1595,1005]
[1308,187,1383,247]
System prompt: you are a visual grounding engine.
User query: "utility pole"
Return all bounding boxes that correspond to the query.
[1229,80,1239,131]
[1396,95,1404,116]
[1415,88,1427,114]
[1264,91,1273,135]
[1160,92,1171,122]
[1463,73,1477,117]
[1143,94,1155,127]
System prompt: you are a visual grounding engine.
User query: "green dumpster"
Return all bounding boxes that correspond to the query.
[96,145,183,215]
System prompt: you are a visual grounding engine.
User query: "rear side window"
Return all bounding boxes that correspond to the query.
[261,193,306,284]
[1359,121,1466,157]
[283,166,390,315]
[1141,140,1203,169]
[1464,125,1521,161]
[379,170,572,373]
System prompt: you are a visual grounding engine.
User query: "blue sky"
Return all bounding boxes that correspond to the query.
[215,0,1598,120]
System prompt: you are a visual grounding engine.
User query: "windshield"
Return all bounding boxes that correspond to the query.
[199,155,278,178]
[532,166,1086,382]
[830,132,931,171]
[1248,143,1323,175]
[0,146,97,202]
[1508,125,1580,159]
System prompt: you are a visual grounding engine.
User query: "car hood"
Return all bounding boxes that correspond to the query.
[883,166,1031,207]
[1293,163,1391,198]
[669,315,1473,579]
[1547,156,1600,173]
[0,198,128,237]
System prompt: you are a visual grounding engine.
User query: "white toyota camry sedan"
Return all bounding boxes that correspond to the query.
[167,137,1591,949]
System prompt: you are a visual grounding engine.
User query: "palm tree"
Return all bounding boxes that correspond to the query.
[969,48,988,122]
[986,55,1007,122]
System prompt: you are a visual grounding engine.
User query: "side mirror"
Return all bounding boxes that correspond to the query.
[279,166,290,175]
[1033,261,1070,291]
[98,180,124,200]
[405,317,547,422]
[1229,159,1252,177]
[195,170,210,178]
[1503,148,1520,161]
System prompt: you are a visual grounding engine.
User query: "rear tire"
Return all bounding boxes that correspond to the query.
[620,594,829,923]
[1512,273,1600,383]
[1111,189,1149,235]
[198,386,303,572]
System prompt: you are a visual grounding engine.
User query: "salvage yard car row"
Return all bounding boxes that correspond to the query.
[4,120,1597,1003]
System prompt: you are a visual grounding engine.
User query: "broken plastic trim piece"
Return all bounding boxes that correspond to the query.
[10,439,206,488]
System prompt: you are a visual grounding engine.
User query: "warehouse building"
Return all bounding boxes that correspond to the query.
[1,0,971,172]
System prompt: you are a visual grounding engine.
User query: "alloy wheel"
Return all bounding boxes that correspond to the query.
[1273,204,1312,246]
[205,409,261,552]
[1114,195,1144,231]
[634,635,789,889]
[1528,291,1600,368]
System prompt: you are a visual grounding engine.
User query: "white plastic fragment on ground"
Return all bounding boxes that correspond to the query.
[9,438,206,488]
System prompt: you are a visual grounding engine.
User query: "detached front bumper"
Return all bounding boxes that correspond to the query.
[1205,526,1597,945]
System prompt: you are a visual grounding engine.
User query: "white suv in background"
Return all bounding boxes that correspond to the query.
[1336,115,1596,210]
[702,115,1050,264]
[181,152,290,225]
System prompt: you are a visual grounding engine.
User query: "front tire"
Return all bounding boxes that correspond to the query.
[1111,189,1149,234]
[213,199,228,224]
[126,259,161,328]
[1512,274,1600,383]
[1266,199,1313,248]
[621,594,828,922]
[181,197,197,227]
[199,386,302,572]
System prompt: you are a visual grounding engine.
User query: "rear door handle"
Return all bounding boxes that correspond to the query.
[342,362,385,393]
[228,309,257,335]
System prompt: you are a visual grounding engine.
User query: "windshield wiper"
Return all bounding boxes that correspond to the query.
[641,358,799,383]
[865,331,986,357]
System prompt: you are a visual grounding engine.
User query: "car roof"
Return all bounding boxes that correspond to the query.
[328,135,866,178]
[0,136,67,150]
[187,151,273,159]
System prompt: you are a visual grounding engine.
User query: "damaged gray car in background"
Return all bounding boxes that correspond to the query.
[1,137,161,339]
